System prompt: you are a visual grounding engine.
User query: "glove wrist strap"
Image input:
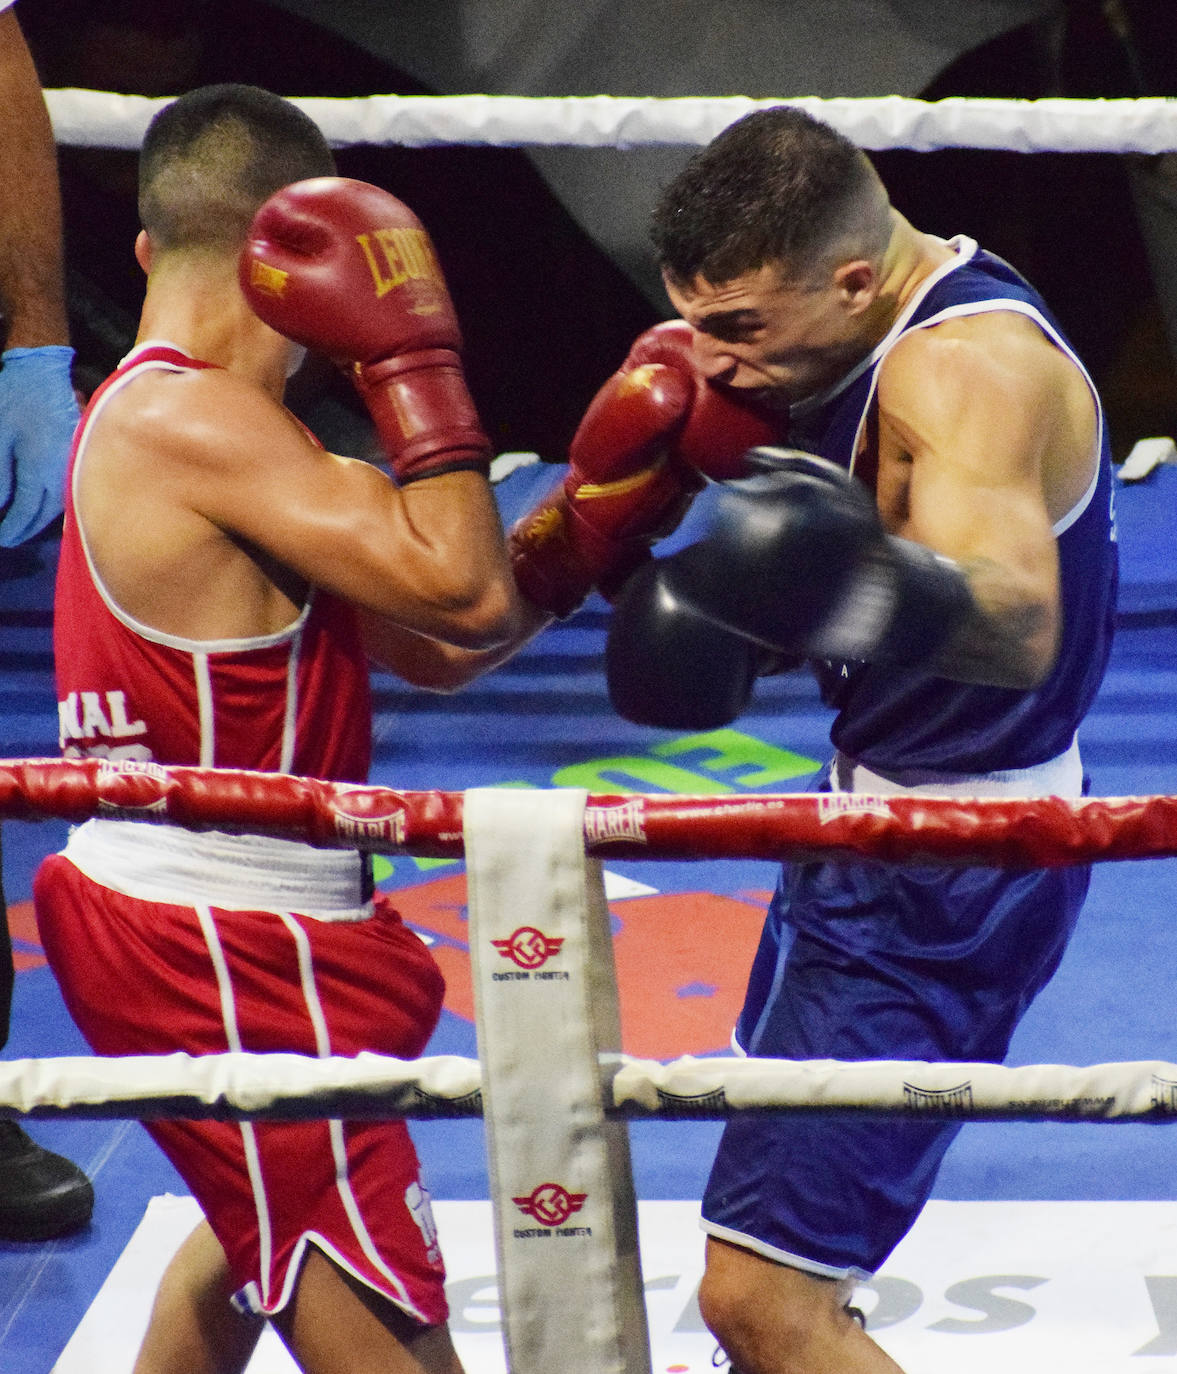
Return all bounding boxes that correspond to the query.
[353,354,491,484]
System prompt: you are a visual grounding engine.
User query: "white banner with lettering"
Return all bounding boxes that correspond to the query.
[56,1196,1177,1372]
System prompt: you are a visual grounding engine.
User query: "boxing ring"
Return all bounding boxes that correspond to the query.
[5,86,1177,1372]
[5,758,1177,1373]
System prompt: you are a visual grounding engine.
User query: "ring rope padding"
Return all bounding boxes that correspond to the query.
[4,1049,1177,1124]
[3,758,1177,1124]
[1,756,1175,869]
[44,90,1177,154]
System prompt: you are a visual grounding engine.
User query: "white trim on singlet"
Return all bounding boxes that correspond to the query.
[70,342,313,655]
[789,236,978,425]
[71,341,315,767]
[791,238,1105,535]
[281,628,303,774]
[1052,438,1103,537]
[193,653,215,767]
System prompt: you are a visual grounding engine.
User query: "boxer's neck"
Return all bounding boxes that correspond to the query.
[135,249,294,397]
[846,212,958,356]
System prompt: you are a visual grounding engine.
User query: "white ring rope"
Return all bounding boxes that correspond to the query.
[44,89,1177,154]
[3,1049,1177,1124]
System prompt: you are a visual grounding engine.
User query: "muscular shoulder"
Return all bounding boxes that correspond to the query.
[94,365,309,480]
[78,365,327,638]
[881,311,1072,428]
[877,308,1097,518]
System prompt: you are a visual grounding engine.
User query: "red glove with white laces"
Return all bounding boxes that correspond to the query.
[508,320,787,617]
[239,176,491,483]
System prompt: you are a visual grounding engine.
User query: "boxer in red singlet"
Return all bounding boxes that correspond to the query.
[34,84,550,1374]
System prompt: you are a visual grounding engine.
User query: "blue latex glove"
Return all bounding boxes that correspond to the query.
[0,344,79,546]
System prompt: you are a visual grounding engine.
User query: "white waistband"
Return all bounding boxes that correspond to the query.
[62,819,374,921]
[833,734,1083,799]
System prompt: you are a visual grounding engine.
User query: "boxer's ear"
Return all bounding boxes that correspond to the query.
[832,258,877,314]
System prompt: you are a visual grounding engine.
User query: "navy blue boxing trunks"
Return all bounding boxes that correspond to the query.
[701,758,1090,1278]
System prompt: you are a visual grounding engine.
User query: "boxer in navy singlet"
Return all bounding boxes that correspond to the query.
[610,106,1118,1374]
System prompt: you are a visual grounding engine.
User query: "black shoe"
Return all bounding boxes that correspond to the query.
[0,1120,94,1241]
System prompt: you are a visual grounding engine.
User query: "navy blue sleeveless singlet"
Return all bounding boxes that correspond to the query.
[789,236,1118,775]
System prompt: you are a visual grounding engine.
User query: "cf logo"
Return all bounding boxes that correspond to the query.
[492,927,565,970]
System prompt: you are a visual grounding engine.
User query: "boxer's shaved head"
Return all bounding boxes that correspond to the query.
[139,84,335,252]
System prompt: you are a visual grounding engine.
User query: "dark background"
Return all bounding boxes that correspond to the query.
[15,0,1177,461]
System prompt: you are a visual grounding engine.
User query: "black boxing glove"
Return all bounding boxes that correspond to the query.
[644,447,978,665]
[605,557,769,729]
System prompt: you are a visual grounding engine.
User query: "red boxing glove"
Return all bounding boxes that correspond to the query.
[240,176,491,484]
[508,321,787,618]
[621,320,789,480]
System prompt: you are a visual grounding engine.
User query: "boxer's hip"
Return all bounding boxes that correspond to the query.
[58,817,374,921]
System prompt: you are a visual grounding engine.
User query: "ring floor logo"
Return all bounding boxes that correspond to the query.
[56,1197,1177,1372]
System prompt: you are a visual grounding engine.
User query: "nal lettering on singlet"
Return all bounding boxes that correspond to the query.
[58,689,151,762]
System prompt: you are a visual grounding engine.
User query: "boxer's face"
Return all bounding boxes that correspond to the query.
[664,257,877,406]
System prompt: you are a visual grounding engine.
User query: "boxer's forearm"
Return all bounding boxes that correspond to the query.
[931,554,1060,690]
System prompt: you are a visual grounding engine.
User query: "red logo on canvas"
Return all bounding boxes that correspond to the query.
[512,1183,587,1226]
[492,927,564,970]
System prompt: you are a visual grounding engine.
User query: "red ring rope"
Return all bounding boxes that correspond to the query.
[2,756,1175,868]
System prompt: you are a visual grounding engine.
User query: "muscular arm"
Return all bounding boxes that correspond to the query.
[355,598,551,691]
[0,8,67,348]
[83,368,542,682]
[877,317,1082,688]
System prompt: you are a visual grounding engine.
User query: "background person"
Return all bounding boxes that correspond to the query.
[0,0,91,1245]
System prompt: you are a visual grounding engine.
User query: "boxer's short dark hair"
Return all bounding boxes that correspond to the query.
[139,83,335,251]
[651,105,886,287]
